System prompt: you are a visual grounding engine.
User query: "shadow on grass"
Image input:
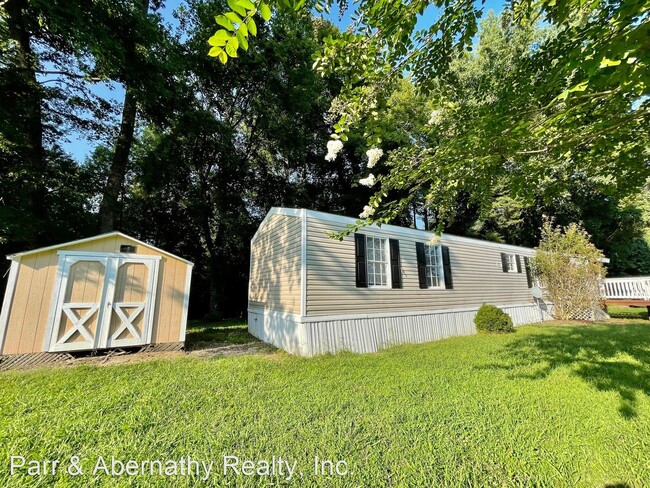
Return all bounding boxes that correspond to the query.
[185,320,258,351]
[607,306,648,321]
[494,323,650,419]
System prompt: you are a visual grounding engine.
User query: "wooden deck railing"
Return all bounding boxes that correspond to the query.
[602,276,650,301]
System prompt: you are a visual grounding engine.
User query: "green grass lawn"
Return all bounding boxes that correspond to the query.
[608,305,649,320]
[1,321,650,487]
[184,318,258,350]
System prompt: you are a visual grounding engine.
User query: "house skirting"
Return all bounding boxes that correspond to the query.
[248,302,553,356]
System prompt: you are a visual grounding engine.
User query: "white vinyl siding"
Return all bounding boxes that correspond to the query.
[305,215,534,316]
[366,237,390,288]
[425,245,444,289]
[248,214,302,313]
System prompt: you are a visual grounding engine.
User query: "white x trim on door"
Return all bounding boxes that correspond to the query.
[109,302,145,342]
[45,252,160,352]
[57,303,100,345]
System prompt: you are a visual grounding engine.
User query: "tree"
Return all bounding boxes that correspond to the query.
[2,0,49,247]
[117,2,356,318]
[97,0,151,232]
[96,0,182,232]
[1,0,180,243]
[532,221,606,321]
[211,0,649,234]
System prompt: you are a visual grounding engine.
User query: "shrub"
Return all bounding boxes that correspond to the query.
[474,304,514,333]
[532,221,605,320]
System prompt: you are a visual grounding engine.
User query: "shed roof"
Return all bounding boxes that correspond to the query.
[7,231,194,265]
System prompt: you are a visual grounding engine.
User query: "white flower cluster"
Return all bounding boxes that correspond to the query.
[359,173,376,187]
[427,235,441,245]
[427,109,443,126]
[366,147,383,168]
[325,140,343,161]
[359,205,375,219]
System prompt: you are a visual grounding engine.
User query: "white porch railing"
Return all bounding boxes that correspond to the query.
[602,276,650,301]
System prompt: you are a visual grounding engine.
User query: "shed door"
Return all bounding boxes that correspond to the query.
[47,253,160,352]
[102,257,159,349]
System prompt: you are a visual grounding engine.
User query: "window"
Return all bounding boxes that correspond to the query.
[366,237,390,287]
[505,253,517,273]
[425,245,445,288]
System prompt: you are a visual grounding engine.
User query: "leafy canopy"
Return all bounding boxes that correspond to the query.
[210,0,649,232]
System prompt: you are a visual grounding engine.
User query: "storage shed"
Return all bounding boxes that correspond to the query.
[0,232,193,357]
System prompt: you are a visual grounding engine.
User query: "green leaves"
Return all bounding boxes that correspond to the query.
[236,30,249,51]
[208,46,223,57]
[246,17,257,37]
[209,0,270,63]
[227,0,246,16]
[208,30,230,46]
[259,3,271,21]
[226,36,239,57]
[599,58,621,68]
[208,28,241,62]
[224,11,243,25]
[215,15,233,30]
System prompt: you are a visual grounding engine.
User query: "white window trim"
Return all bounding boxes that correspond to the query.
[425,244,446,290]
[366,236,392,289]
[506,253,518,273]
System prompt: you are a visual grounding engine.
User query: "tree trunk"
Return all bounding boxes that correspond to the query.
[98,0,149,232]
[99,87,139,232]
[203,227,223,319]
[208,255,222,319]
[6,0,47,246]
[197,172,222,319]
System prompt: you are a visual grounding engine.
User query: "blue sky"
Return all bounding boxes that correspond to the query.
[60,0,506,162]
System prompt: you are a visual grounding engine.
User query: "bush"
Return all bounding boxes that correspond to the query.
[474,304,514,333]
[533,221,605,320]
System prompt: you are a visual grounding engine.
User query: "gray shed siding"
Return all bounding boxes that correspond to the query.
[305,215,534,316]
[249,213,302,314]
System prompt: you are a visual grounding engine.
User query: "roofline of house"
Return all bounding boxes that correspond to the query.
[6,231,194,265]
[253,207,538,254]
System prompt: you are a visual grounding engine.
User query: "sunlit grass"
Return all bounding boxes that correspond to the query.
[607,305,649,320]
[1,322,649,486]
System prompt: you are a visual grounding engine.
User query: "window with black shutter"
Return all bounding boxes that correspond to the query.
[354,233,367,288]
[501,253,509,272]
[516,255,522,273]
[441,246,453,289]
[389,239,402,289]
[416,243,452,290]
[415,242,428,289]
[501,253,517,273]
[524,256,533,288]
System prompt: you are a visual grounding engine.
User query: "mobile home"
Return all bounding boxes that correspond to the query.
[248,208,551,356]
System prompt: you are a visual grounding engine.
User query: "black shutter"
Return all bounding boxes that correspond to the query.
[389,239,402,289]
[524,256,533,288]
[500,253,509,272]
[441,246,453,289]
[354,233,367,288]
[416,242,427,289]
[516,255,522,273]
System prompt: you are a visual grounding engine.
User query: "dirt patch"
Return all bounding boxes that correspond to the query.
[2,340,278,372]
[68,349,186,367]
[189,342,278,358]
